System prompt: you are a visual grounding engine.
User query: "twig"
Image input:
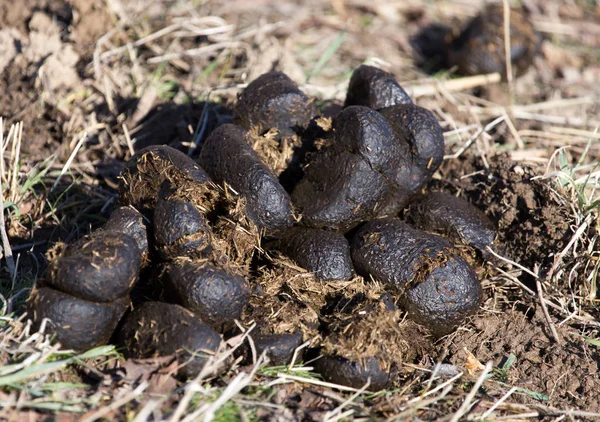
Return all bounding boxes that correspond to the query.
[122,124,135,156]
[449,361,493,422]
[494,412,540,420]
[492,265,600,328]
[9,122,22,204]
[287,340,311,371]
[546,214,592,282]
[408,73,502,98]
[200,360,264,422]
[406,370,464,405]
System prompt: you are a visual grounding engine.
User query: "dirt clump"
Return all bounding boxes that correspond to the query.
[233,71,318,137]
[316,296,430,390]
[28,219,145,350]
[165,260,251,332]
[292,101,445,231]
[119,145,214,216]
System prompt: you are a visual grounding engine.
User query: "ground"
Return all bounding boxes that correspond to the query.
[0,0,599,420]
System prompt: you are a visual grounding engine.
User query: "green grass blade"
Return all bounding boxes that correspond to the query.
[515,386,549,401]
[0,346,116,386]
[305,29,347,83]
[576,126,598,168]
[584,336,600,347]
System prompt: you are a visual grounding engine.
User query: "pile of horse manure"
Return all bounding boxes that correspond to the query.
[29,65,496,390]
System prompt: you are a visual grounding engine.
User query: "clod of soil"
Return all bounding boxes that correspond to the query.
[351,219,482,335]
[103,206,149,257]
[406,191,496,257]
[165,261,251,332]
[293,103,444,230]
[118,301,222,379]
[344,65,413,110]
[199,123,294,233]
[251,331,304,366]
[119,145,212,216]
[446,4,537,78]
[313,356,389,391]
[46,230,142,303]
[233,71,318,136]
[273,227,354,281]
[154,182,213,260]
[28,287,129,351]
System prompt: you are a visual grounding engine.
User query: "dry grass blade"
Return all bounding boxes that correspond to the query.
[51,133,87,193]
[0,119,15,277]
[450,361,493,422]
[80,382,149,422]
[502,0,515,122]
[323,378,370,421]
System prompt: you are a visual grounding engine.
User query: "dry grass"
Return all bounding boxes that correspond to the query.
[1,0,600,420]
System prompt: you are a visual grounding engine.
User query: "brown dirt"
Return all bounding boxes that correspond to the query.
[445,307,600,412]
[0,0,113,161]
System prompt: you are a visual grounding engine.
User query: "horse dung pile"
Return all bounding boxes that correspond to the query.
[27,65,498,390]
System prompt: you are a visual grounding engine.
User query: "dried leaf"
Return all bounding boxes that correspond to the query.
[463,347,484,375]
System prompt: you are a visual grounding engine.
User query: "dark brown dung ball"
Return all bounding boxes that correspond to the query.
[293,104,444,230]
[166,261,251,332]
[250,331,304,366]
[351,219,482,336]
[103,206,149,256]
[406,191,496,257]
[119,145,212,216]
[199,123,293,233]
[47,231,142,303]
[233,71,318,136]
[274,227,354,281]
[313,356,389,390]
[118,301,222,379]
[446,4,537,78]
[344,65,413,110]
[28,287,128,351]
[292,148,389,231]
[315,296,427,390]
[153,181,213,260]
[377,104,445,215]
